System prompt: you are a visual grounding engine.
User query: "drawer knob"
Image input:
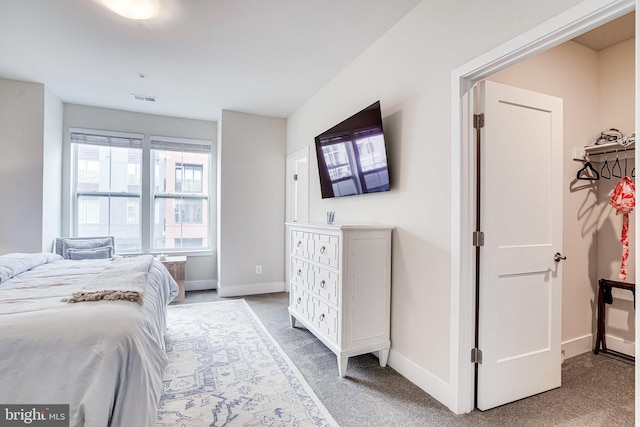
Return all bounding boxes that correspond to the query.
[319,313,325,321]
[297,297,301,304]
[320,280,326,288]
[297,269,302,276]
[320,246,326,254]
[297,240,302,248]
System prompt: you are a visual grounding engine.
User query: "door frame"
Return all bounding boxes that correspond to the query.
[448,0,637,414]
[285,146,310,292]
[285,146,310,224]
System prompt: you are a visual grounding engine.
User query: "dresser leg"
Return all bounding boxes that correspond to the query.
[379,348,390,367]
[338,355,349,378]
[290,314,297,328]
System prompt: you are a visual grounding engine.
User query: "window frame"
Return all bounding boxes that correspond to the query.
[150,135,213,254]
[69,128,214,256]
[71,129,144,253]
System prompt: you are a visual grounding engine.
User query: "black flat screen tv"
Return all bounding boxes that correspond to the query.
[315,101,390,199]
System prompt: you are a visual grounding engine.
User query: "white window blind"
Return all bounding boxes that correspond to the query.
[71,131,143,149]
[150,138,212,154]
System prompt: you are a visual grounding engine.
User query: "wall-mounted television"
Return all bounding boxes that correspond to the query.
[315,101,390,199]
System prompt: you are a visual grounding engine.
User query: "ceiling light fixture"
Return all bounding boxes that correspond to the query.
[99,0,159,20]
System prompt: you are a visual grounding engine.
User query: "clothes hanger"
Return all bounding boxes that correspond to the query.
[622,149,635,178]
[600,153,611,179]
[625,146,635,177]
[611,151,622,178]
[624,154,628,177]
[576,159,600,181]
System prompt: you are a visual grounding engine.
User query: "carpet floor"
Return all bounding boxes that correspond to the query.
[175,290,634,426]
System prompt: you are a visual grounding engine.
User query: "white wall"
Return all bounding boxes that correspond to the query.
[42,88,64,252]
[0,78,62,254]
[286,0,584,409]
[596,38,636,346]
[62,104,217,282]
[597,38,636,284]
[217,110,286,297]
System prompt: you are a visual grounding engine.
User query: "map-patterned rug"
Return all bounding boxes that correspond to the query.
[155,299,338,427]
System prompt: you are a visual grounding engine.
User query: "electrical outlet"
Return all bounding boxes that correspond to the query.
[255,265,262,274]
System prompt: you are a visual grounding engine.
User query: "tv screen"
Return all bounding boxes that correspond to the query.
[315,101,390,199]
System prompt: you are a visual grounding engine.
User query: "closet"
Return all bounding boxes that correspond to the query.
[576,132,635,358]
[486,11,636,362]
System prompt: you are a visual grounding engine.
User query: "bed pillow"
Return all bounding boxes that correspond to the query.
[67,247,113,260]
[62,237,114,259]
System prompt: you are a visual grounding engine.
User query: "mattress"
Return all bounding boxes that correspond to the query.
[0,253,179,427]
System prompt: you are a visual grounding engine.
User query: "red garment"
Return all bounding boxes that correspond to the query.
[609,176,635,281]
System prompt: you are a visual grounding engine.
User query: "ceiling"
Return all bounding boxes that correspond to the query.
[572,11,635,51]
[1,3,634,123]
[0,0,422,121]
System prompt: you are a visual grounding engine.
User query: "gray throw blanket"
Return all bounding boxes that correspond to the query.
[63,255,154,305]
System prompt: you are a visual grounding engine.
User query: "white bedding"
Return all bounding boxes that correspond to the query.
[0,254,179,427]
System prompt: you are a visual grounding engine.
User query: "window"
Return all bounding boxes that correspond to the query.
[174,238,203,249]
[151,137,211,252]
[78,159,99,184]
[174,199,203,224]
[127,163,140,185]
[71,130,213,254]
[175,164,203,193]
[78,198,100,225]
[71,131,142,252]
[127,200,139,225]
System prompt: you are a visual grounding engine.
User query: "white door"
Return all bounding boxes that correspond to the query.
[477,80,564,410]
[286,147,309,223]
[285,147,309,292]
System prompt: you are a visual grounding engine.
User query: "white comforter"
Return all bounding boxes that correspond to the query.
[0,254,179,427]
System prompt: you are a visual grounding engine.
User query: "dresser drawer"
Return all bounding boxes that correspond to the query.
[290,258,312,290]
[291,230,312,259]
[312,233,339,268]
[290,285,314,321]
[312,265,339,305]
[314,298,338,343]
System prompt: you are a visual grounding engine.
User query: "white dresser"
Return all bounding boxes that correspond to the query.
[287,222,393,377]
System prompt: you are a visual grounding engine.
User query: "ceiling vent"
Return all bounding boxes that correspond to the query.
[131,93,156,102]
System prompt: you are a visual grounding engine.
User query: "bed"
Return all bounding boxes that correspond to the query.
[0,252,178,427]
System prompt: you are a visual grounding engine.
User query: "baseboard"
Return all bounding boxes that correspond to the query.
[185,279,217,292]
[562,334,593,359]
[388,348,450,409]
[562,333,635,359]
[217,281,286,298]
[603,334,635,357]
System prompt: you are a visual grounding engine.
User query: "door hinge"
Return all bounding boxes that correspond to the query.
[473,231,484,247]
[471,348,483,364]
[474,113,485,129]
[293,174,298,181]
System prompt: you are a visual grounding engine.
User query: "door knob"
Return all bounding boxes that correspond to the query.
[554,252,567,263]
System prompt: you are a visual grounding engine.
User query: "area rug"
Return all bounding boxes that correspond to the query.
[155,300,338,427]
